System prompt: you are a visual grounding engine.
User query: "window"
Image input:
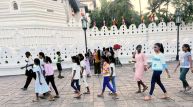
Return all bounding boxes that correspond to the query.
[13,1,18,10]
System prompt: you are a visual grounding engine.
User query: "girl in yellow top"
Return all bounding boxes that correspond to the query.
[98,56,117,98]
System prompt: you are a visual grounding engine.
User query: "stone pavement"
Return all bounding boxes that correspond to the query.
[0,62,193,107]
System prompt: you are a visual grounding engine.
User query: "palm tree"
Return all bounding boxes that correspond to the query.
[139,0,142,17]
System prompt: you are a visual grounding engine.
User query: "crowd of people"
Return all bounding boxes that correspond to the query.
[20,43,193,102]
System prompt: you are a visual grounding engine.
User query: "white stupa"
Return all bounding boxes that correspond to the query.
[0,0,83,49]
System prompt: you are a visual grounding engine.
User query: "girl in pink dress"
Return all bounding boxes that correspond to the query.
[134,45,148,93]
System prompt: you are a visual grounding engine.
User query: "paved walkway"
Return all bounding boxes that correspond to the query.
[0,62,193,107]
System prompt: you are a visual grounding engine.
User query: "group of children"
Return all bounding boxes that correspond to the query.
[21,43,193,102]
[133,43,193,101]
[21,51,64,102]
[70,49,118,99]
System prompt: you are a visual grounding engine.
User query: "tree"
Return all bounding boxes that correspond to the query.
[89,0,140,28]
[171,0,193,23]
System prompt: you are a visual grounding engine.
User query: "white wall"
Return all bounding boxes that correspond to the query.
[0,21,193,76]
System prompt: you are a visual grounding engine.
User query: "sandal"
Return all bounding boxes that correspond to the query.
[143,87,148,92]
[48,97,55,101]
[108,92,114,95]
[54,95,60,98]
[97,94,104,98]
[32,99,39,102]
[83,92,90,94]
[186,87,192,92]
[160,96,170,99]
[135,90,141,94]
[74,94,82,99]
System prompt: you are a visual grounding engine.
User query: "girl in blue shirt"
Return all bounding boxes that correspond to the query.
[144,43,169,101]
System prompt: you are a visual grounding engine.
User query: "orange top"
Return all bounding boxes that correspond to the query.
[94,53,100,63]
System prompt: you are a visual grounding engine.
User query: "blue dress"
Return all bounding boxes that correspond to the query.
[33,65,50,94]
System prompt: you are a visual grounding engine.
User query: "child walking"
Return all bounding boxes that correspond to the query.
[32,58,54,102]
[44,56,60,98]
[56,51,64,79]
[144,43,169,101]
[21,51,36,91]
[109,56,117,94]
[85,53,92,77]
[71,56,82,98]
[133,45,148,93]
[78,54,90,94]
[174,44,193,92]
[98,56,117,98]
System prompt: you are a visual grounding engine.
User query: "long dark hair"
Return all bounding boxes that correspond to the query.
[183,44,191,52]
[45,56,52,63]
[155,43,164,53]
[71,56,80,65]
[97,50,101,60]
[78,53,84,61]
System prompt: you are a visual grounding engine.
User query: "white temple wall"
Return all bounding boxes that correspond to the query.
[0,21,193,76]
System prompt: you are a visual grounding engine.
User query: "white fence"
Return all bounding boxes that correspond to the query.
[0,21,193,76]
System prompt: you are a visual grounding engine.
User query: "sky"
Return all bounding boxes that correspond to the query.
[130,0,175,14]
[96,0,175,14]
[130,0,149,13]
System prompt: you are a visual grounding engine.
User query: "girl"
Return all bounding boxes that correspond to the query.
[94,50,101,75]
[144,43,169,101]
[109,56,117,94]
[32,58,54,102]
[44,56,60,98]
[98,56,117,98]
[85,53,91,77]
[78,54,90,94]
[174,44,193,92]
[71,56,82,98]
[133,45,148,93]
[39,52,46,76]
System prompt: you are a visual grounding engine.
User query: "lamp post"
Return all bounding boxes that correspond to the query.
[81,16,88,53]
[175,9,181,61]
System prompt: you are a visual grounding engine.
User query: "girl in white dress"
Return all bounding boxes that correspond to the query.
[33,58,54,102]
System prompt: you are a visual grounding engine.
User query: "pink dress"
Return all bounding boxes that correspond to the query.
[134,52,147,81]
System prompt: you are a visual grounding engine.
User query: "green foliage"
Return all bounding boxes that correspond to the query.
[172,0,193,23]
[89,0,140,29]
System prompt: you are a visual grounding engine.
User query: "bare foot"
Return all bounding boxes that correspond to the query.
[144,96,152,101]
[160,93,169,99]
